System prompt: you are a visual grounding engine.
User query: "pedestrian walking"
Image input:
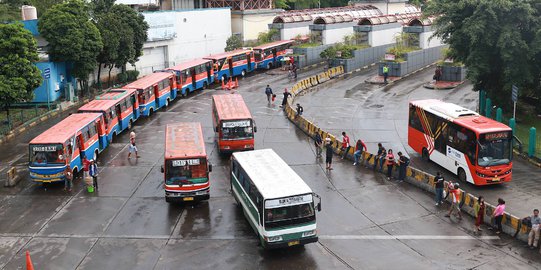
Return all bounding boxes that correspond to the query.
[474,196,485,232]
[265,85,273,104]
[385,149,395,179]
[280,88,291,108]
[373,143,384,170]
[128,134,140,159]
[445,183,462,220]
[492,198,506,234]
[527,209,541,249]
[292,63,298,79]
[397,152,409,182]
[296,103,303,117]
[325,138,333,170]
[382,64,389,84]
[314,132,323,157]
[63,165,73,192]
[82,156,90,179]
[341,132,350,159]
[353,139,367,166]
[89,159,99,191]
[434,172,444,205]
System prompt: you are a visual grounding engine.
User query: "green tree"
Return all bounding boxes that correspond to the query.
[225,35,242,51]
[0,0,24,22]
[95,12,121,87]
[0,23,42,116]
[29,0,64,18]
[110,4,148,70]
[424,0,541,108]
[39,0,103,96]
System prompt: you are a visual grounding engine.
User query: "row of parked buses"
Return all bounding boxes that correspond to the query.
[28,40,294,183]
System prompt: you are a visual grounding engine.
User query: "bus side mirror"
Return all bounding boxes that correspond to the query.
[214,126,218,132]
[254,126,257,133]
[160,166,164,173]
[208,163,213,172]
[317,202,322,212]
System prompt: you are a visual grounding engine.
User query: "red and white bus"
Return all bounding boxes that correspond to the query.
[161,122,212,202]
[204,49,255,82]
[167,59,214,96]
[254,40,294,70]
[124,72,177,117]
[212,94,256,154]
[408,99,513,185]
[29,113,106,183]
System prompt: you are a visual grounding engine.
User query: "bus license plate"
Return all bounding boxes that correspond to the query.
[492,178,500,182]
[288,240,300,246]
[183,197,194,201]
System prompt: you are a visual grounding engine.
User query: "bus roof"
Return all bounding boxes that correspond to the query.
[165,122,206,159]
[124,72,172,89]
[203,49,252,60]
[29,113,102,145]
[97,88,137,100]
[212,94,252,121]
[253,40,294,50]
[232,149,312,199]
[78,99,119,112]
[411,99,511,134]
[168,58,211,72]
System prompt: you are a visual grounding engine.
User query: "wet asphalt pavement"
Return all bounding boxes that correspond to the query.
[0,67,540,269]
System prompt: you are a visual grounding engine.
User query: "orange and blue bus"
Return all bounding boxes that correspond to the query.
[161,122,212,202]
[29,113,106,183]
[124,72,177,117]
[78,99,129,144]
[167,59,214,96]
[211,94,256,154]
[204,49,255,82]
[254,40,294,70]
[96,88,140,130]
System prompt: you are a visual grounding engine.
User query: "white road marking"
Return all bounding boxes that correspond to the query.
[319,235,500,240]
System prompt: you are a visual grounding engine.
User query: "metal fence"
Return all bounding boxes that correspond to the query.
[0,104,58,136]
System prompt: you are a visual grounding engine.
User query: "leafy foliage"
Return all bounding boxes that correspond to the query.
[320,43,369,60]
[0,23,42,112]
[275,0,349,9]
[225,35,242,52]
[424,0,541,109]
[257,29,279,44]
[39,0,103,92]
[109,4,148,67]
[385,33,420,62]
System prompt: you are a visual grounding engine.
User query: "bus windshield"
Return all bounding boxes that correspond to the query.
[29,144,65,165]
[265,203,315,228]
[222,120,253,140]
[477,132,512,167]
[165,158,207,185]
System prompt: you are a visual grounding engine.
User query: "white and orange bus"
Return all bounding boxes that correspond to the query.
[408,99,513,185]
[212,94,256,154]
[161,122,212,202]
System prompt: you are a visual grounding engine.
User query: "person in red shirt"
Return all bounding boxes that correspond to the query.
[341,132,350,159]
[82,156,90,179]
[353,139,367,166]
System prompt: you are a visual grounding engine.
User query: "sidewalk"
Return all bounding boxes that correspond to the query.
[423,80,464,89]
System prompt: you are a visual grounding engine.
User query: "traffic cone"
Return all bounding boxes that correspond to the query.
[235,77,239,88]
[221,78,225,90]
[26,251,34,270]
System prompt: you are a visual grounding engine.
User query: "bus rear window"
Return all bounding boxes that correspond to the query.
[29,144,65,165]
[222,120,253,140]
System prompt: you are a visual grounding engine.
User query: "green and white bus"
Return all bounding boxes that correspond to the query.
[230,149,321,249]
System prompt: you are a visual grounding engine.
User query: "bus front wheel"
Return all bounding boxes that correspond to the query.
[165,197,172,203]
[422,148,430,162]
[458,168,466,183]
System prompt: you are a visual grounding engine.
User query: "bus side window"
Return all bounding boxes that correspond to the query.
[408,105,423,132]
[88,122,97,138]
[81,127,90,142]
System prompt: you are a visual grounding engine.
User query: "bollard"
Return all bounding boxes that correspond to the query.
[479,90,486,115]
[529,127,537,157]
[485,98,492,118]
[509,118,516,135]
[496,108,503,122]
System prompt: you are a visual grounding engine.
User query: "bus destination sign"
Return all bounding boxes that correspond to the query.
[265,194,313,208]
[172,159,200,167]
[223,120,250,128]
[32,146,58,152]
[484,132,509,141]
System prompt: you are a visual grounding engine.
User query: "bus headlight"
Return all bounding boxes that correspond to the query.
[266,236,282,242]
[504,169,511,174]
[476,171,486,177]
[302,230,316,237]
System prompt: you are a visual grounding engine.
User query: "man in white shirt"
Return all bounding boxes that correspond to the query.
[528,209,541,249]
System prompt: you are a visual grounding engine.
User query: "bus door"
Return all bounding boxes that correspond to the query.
[272,48,277,66]
[153,84,160,106]
[115,103,123,130]
[228,57,233,78]
[247,53,252,72]
[130,94,139,119]
[76,132,85,159]
[96,118,107,149]
[190,67,197,90]
[205,62,212,83]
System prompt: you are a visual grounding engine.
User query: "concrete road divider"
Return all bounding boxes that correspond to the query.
[285,65,535,245]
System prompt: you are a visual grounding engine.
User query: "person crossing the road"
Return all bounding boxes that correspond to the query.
[325,138,333,170]
[265,85,273,104]
[383,64,389,84]
[89,159,99,191]
[314,131,323,158]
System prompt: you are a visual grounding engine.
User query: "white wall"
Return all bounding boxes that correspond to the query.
[241,13,278,41]
[369,27,402,47]
[130,8,231,76]
[322,27,354,45]
[420,31,443,49]
[117,0,159,5]
[281,26,310,40]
